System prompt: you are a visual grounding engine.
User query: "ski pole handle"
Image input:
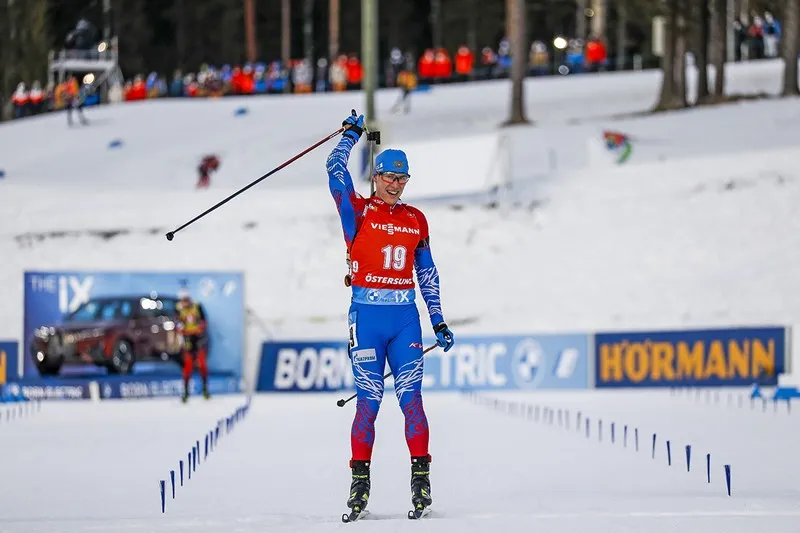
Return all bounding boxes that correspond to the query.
[336,344,437,407]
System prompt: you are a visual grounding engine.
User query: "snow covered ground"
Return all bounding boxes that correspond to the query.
[1,59,800,532]
[2,61,799,351]
[1,390,799,533]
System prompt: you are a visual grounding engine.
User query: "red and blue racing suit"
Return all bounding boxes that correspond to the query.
[326,135,444,463]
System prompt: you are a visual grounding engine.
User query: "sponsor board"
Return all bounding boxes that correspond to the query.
[257,334,589,392]
[595,327,788,387]
[2,375,241,400]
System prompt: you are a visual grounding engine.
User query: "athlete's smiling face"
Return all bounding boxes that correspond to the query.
[373,172,410,205]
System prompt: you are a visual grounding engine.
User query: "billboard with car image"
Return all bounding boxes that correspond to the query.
[23,271,244,379]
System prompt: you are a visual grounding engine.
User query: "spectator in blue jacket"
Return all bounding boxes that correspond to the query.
[763,12,781,58]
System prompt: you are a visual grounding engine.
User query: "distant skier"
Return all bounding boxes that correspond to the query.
[176,289,210,402]
[66,76,89,127]
[391,61,417,115]
[197,154,220,188]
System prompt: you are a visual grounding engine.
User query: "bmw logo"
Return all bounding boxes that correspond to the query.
[368,290,381,302]
[512,339,546,389]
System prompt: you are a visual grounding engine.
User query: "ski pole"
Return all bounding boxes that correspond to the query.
[166,126,345,240]
[336,344,438,407]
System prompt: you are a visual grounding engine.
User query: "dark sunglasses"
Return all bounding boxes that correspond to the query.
[378,172,411,184]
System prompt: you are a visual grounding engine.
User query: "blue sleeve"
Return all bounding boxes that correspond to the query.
[326,135,359,245]
[415,245,444,327]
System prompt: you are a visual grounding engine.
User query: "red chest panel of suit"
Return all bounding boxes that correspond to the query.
[350,199,422,290]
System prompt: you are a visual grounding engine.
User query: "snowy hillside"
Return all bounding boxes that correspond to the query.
[1,59,799,367]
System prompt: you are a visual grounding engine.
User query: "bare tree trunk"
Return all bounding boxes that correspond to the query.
[430,0,442,49]
[466,0,478,78]
[281,0,290,64]
[576,0,587,40]
[696,0,710,103]
[711,0,726,98]
[303,0,314,62]
[467,0,477,54]
[175,0,187,70]
[616,2,626,70]
[503,0,530,125]
[782,0,800,96]
[674,12,687,107]
[244,0,256,64]
[590,0,606,38]
[654,1,676,110]
[329,0,339,60]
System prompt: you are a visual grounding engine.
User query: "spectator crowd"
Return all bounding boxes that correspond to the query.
[6,9,784,121]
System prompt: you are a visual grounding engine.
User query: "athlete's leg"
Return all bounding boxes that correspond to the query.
[181,335,195,382]
[386,305,429,458]
[348,303,389,462]
[196,336,208,380]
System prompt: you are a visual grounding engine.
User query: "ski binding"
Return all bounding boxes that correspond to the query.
[407,506,431,520]
[342,508,369,523]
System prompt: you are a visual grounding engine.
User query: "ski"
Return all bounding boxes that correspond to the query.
[341,508,369,523]
[407,507,432,520]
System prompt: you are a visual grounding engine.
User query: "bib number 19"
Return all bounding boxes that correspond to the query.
[381,245,407,271]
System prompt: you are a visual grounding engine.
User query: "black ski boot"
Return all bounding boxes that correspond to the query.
[342,460,370,522]
[409,455,432,519]
[202,379,210,400]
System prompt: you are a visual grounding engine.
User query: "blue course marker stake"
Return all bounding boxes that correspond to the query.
[706,454,711,483]
[598,420,603,442]
[205,434,209,458]
[196,440,201,464]
[652,433,657,459]
[188,452,192,480]
[585,417,590,438]
[666,440,672,466]
[724,464,731,496]
[611,422,615,444]
[635,428,639,452]
[623,425,628,448]
[160,480,166,513]
[170,470,175,498]
[685,445,691,472]
[179,460,184,486]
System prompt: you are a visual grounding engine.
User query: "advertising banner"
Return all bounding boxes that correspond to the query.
[23,271,244,379]
[595,326,788,387]
[1,375,240,400]
[0,341,19,385]
[257,334,590,392]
